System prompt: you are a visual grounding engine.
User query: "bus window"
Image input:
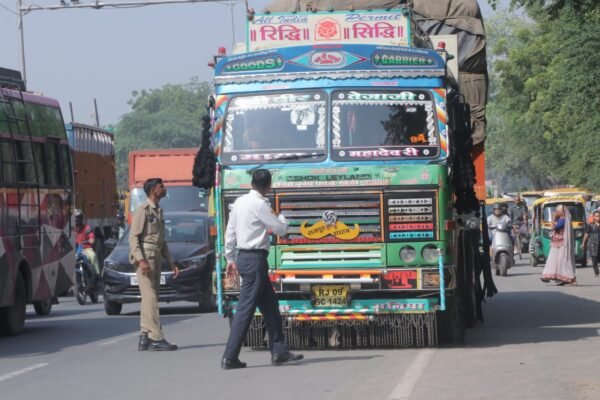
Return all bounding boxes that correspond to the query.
[60,144,72,186]
[49,107,65,138]
[33,143,47,185]
[16,141,36,184]
[10,100,28,135]
[0,101,9,133]
[46,142,60,186]
[0,140,17,184]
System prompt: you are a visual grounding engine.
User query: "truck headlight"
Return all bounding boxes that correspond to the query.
[399,246,416,263]
[422,245,439,264]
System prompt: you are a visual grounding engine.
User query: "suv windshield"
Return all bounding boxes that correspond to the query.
[130,186,208,214]
[331,90,439,160]
[121,214,208,244]
[222,91,326,164]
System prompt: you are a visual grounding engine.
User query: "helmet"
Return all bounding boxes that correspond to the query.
[493,203,503,210]
[74,209,84,223]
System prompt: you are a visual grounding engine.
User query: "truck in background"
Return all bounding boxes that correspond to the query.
[128,148,208,222]
[66,122,118,263]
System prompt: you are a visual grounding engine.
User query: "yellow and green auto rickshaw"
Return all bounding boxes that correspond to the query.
[542,187,591,198]
[529,196,587,267]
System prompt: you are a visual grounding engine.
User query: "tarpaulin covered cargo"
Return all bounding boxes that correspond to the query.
[263,0,488,144]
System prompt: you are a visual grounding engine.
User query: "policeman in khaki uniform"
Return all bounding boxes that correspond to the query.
[129,178,179,351]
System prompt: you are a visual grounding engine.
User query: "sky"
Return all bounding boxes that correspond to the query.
[0,0,502,127]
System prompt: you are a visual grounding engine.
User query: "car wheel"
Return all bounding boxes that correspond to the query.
[33,298,53,316]
[104,299,122,315]
[0,273,27,336]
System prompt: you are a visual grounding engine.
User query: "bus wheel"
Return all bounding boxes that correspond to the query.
[1,273,27,336]
[33,298,53,316]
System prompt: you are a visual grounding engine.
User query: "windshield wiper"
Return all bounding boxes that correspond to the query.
[247,153,325,174]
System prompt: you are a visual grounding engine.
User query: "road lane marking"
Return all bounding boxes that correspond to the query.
[98,332,139,346]
[388,349,435,400]
[0,363,48,383]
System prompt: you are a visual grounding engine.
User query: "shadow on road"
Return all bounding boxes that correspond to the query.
[0,299,207,358]
[468,290,600,347]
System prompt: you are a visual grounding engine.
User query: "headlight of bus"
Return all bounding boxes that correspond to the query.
[399,246,416,263]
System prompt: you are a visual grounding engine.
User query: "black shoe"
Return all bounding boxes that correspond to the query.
[148,339,177,351]
[138,333,149,351]
[271,352,303,366]
[221,358,247,370]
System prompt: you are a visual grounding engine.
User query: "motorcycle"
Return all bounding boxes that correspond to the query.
[490,222,514,277]
[75,246,100,305]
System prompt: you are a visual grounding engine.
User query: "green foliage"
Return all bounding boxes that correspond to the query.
[487,0,598,20]
[486,6,600,191]
[114,78,209,188]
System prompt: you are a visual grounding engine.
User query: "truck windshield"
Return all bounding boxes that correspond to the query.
[222,91,326,164]
[331,90,439,161]
[130,186,208,214]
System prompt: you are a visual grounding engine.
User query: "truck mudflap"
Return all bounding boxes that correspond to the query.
[229,298,441,348]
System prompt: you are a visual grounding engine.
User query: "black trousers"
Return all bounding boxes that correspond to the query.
[223,250,288,360]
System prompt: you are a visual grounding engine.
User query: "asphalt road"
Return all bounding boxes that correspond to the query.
[2,255,600,400]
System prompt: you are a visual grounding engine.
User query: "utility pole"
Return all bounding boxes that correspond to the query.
[17,0,27,84]
[16,0,244,84]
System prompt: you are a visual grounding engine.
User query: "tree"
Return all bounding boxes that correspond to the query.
[114,78,210,188]
[485,6,600,191]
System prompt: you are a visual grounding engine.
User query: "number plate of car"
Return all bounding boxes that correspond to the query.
[130,275,166,286]
[312,285,349,308]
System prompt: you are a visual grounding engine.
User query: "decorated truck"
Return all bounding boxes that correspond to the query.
[195,0,495,347]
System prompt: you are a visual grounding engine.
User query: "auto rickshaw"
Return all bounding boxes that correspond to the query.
[521,191,543,208]
[529,196,587,267]
[587,194,600,223]
[542,187,591,198]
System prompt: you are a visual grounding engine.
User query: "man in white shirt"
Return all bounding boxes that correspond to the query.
[221,169,303,370]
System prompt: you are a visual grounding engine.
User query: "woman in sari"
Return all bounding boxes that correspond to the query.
[541,205,577,285]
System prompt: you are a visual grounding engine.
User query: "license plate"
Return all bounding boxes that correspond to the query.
[312,285,349,308]
[130,275,166,286]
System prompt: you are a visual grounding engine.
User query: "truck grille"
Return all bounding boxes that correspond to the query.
[384,191,438,241]
[277,191,382,244]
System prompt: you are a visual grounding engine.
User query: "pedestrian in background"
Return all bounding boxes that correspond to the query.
[129,178,179,351]
[583,210,600,277]
[221,169,303,370]
[541,205,576,286]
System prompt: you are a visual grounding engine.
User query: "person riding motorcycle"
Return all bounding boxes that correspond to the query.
[487,203,513,241]
[74,209,100,278]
